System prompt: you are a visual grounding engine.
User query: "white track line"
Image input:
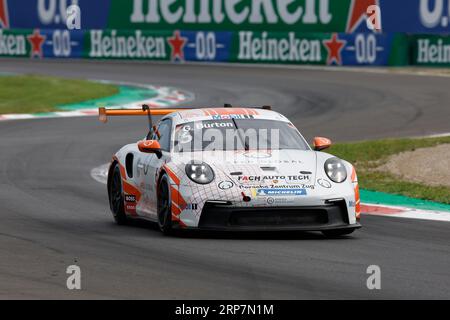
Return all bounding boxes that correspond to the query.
[90,163,109,185]
[361,203,450,222]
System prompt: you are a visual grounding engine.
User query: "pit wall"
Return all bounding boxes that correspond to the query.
[0,0,449,67]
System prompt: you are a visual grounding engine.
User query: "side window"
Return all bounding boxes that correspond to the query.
[156,119,172,152]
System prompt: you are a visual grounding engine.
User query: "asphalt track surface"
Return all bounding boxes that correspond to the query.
[0,59,449,299]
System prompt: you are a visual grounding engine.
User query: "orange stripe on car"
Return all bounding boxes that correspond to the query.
[113,157,141,201]
[170,186,187,210]
[351,166,358,183]
[349,166,361,220]
[172,202,188,227]
[171,213,187,228]
[178,219,187,228]
[122,180,142,202]
[354,184,361,220]
[164,165,181,185]
[171,202,182,216]
[204,108,254,116]
[169,186,188,227]
[113,157,127,180]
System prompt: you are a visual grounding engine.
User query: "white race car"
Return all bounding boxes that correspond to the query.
[100,105,361,237]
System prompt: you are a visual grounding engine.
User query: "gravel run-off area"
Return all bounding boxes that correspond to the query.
[378,144,450,187]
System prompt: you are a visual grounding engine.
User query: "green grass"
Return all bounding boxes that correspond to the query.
[0,75,119,114]
[328,136,450,204]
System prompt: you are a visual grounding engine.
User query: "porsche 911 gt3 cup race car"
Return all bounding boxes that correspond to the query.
[100,105,361,237]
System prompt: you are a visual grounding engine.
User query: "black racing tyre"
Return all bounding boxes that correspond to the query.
[109,164,127,225]
[322,229,355,238]
[157,174,173,235]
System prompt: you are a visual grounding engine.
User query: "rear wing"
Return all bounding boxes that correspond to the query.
[98,106,180,123]
[98,104,273,123]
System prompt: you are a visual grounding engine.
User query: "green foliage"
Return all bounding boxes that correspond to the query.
[0,75,118,114]
[328,137,450,204]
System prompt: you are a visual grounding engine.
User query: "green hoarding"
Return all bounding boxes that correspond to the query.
[108,0,352,32]
[230,31,328,64]
[84,29,172,60]
[0,29,31,58]
[411,35,450,67]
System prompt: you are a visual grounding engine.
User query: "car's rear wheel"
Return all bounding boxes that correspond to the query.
[109,164,127,225]
[157,174,173,235]
[322,229,355,238]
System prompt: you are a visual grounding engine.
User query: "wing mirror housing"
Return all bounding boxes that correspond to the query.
[138,140,162,158]
[313,137,332,151]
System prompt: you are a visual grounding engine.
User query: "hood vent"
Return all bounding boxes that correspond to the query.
[260,166,277,171]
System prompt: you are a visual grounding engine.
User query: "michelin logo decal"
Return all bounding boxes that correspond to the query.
[257,188,307,196]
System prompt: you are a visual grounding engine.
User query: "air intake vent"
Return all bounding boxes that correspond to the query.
[260,166,277,171]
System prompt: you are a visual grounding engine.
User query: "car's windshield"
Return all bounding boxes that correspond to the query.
[173,119,309,152]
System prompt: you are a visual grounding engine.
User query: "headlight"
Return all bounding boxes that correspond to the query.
[185,161,215,184]
[324,157,347,183]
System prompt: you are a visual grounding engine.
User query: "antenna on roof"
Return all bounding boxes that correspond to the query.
[261,105,272,110]
[142,104,153,136]
[224,103,232,108]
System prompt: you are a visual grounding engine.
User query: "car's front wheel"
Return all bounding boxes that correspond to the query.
[109,163,127,225]
[322,229,355,238]
[157,174,173,235]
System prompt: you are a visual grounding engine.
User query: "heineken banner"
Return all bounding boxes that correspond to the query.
[2,0,450,34]
[231,32,408,66]
[0,28,408,66]
[0,28,84,58]
[411,34,450,66]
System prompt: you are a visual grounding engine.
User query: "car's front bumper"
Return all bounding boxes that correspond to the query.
[176,200,361,232]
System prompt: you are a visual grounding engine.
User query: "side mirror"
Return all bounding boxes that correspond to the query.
[138,140,162,158]
[313,137,332,151]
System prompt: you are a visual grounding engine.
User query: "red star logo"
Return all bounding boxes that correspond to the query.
[0,0,9,28]
[167,30,187,61]
[346,0,380,33]
[323,33,346,65]
[27,29,46,58]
